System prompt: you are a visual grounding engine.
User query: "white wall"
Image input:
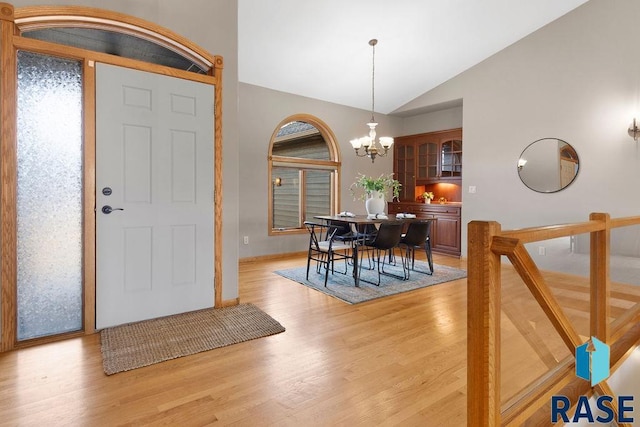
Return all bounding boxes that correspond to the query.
[7,0,240,301]
[238,83,402,258]
[394,0,640,257]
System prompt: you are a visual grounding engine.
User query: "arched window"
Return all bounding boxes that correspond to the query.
[268,114,341,235]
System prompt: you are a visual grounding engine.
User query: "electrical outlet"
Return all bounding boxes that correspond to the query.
[243,236,249,245]
[469,185,477,194]
[538,246,546,256]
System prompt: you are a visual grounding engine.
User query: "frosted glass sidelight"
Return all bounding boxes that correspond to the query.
[16,51,83,340]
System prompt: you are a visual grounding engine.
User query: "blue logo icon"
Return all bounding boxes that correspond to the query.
[576,336,610,386]
[552,337,634,424]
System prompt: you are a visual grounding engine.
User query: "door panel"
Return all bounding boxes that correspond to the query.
[95,63,214,329]
[123,125,152,202]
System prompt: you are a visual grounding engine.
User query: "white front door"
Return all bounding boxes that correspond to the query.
[95,63,214,329]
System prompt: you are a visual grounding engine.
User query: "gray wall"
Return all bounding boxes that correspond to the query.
[238,83,402,258]
[8,0,640,292]
[401,106,463,136]
[9,0,240,301]
[395,0,640,257]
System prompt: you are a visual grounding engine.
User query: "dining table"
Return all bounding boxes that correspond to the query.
[313,214,433,287]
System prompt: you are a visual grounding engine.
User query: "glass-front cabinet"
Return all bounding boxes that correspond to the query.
[393,128,462,200]
[417,141,438,181]
[394,138,416,202]
[406,131,463,185]
[440,139,462,179]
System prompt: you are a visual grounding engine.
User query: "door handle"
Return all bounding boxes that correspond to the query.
[102,205,124,214]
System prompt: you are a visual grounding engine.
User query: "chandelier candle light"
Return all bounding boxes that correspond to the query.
[350,39,394,163]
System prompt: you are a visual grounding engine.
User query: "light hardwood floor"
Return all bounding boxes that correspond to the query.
[0,252,638,426]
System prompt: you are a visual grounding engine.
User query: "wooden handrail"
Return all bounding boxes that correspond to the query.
[500,220,604,243]
[611,215,640,228]
[468,213,640,426]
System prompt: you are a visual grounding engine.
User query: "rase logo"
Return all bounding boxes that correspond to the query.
[551,337,635,424]
[575,336,609,387]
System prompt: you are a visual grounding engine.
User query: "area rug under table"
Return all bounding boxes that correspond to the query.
[100,303,285,375]
[274,260,467,304]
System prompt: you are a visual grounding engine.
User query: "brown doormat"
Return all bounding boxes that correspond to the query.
[100,303,285,375]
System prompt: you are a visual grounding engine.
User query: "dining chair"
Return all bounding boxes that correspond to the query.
[398,220,434,279]
[328,220,376,243]
[357,221,405,286]
[304,221,354,287]
[326,220,356,244]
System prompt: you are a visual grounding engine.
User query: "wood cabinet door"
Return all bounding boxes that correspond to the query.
[417,141,439,181]
[433,214,461,255]
[388,202,461,257]
[394,140,416,201]
[440,138,462,180]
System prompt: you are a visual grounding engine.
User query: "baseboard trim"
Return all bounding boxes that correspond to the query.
[218,298,240,308]
[239,251,307,264]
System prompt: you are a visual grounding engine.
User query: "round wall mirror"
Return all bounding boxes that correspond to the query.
[517,138,579,193]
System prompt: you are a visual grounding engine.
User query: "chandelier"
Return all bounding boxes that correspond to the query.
[350,39,394,163]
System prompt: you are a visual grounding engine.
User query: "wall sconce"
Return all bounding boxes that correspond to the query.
[274,177,282,187]
[517,158,527,170]
[628,118,639,141]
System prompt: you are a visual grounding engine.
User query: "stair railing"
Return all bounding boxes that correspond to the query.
[467,213,640,426]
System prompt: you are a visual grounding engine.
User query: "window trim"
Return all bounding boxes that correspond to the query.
[267,114,341,236]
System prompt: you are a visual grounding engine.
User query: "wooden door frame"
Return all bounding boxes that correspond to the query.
[0,3,224,351]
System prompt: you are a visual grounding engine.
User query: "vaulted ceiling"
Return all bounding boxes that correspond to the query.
[238,0,589,115]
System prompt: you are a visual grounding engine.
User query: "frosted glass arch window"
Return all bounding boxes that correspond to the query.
[16,51,83,340]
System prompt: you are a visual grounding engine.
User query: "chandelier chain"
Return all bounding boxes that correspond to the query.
[349,38,392,163]
[371,40,375,121]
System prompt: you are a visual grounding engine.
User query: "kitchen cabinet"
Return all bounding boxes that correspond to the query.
[388,202,461,257]
[438,138,462,181]
[394,137,416,202]
[394,128,462,201]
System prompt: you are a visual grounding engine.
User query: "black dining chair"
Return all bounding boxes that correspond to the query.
[357,221,405,286]
[326,220,356,244]
[398,220,433,279]
[304,221,354,287]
